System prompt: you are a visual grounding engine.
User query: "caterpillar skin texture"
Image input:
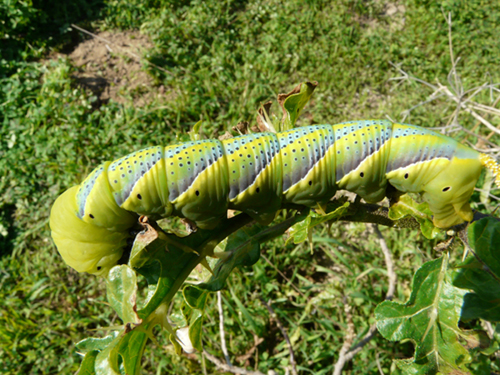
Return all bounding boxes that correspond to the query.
[50,120,486,276]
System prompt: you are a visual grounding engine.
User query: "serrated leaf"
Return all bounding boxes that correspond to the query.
[376,255,487,374]
[106,265,141,325]
[389,194,441,239]
[452,218,500,322]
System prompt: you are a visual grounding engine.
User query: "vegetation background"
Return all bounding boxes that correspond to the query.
[1,0,499,374]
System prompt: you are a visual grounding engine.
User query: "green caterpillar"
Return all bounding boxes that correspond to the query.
[50,120,500,276]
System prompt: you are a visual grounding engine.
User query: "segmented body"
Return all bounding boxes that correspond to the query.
[50,120,489,275]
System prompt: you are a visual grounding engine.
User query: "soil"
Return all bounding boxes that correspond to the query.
[67,30,163,106]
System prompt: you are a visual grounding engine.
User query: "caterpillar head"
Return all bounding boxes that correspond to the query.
[422,156,483,228]
[50,186,130,276]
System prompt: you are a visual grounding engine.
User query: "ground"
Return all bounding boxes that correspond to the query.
[66,29,161,106]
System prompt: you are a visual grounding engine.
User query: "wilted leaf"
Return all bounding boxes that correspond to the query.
[106,265,141,325]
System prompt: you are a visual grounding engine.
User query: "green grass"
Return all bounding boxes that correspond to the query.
[1,0,500,373]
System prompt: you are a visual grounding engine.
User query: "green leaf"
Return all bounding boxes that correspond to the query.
[106,265,141,325]
[76,333,120,354]
[94,333,122,375]
[117,324,151,375]
[188,119,203,141]
[279,81,317,130]
[188,313,204,352]
[128,225,166,271]
[198,228,261,292]
[288,215,311,244]
[389,194,441,239]
[78,350,98,375]
[169,332,182,355]
[452,218,500,322]
[376,255,488,374]
[182,285,209,351]
[131,214,253,318]
[133,239,198,318]
[77,326,152,375]
[468,217,500,272]
[183,285,208,310]
[288,202,350,244]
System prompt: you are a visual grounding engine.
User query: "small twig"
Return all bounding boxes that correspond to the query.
[483,321,495,339]
[260,298,298,375]
[202,352,208,375]
[453,125,500,150]
[332,298,356,375]
[443,11,462,98]
[400,92,447,122]
[375,352,384,375]
[388,61,438,91]
[218,291,232,366]
[203,350,266,375]
[437,83,500,136]
[235,335,264,364]
[70,24,175,76]
[373,225,397,300]
[389,18,500,143]
[474,188,500,202]
[332,225,396,374]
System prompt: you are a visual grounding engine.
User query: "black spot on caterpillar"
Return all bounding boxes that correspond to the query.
[49,120,500,275]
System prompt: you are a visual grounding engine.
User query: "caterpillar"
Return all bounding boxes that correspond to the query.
[50,120,500,276]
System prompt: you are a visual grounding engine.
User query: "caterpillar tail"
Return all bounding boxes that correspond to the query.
[479,153,500,189]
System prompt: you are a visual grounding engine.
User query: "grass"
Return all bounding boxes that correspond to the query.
[1,0,499,373]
